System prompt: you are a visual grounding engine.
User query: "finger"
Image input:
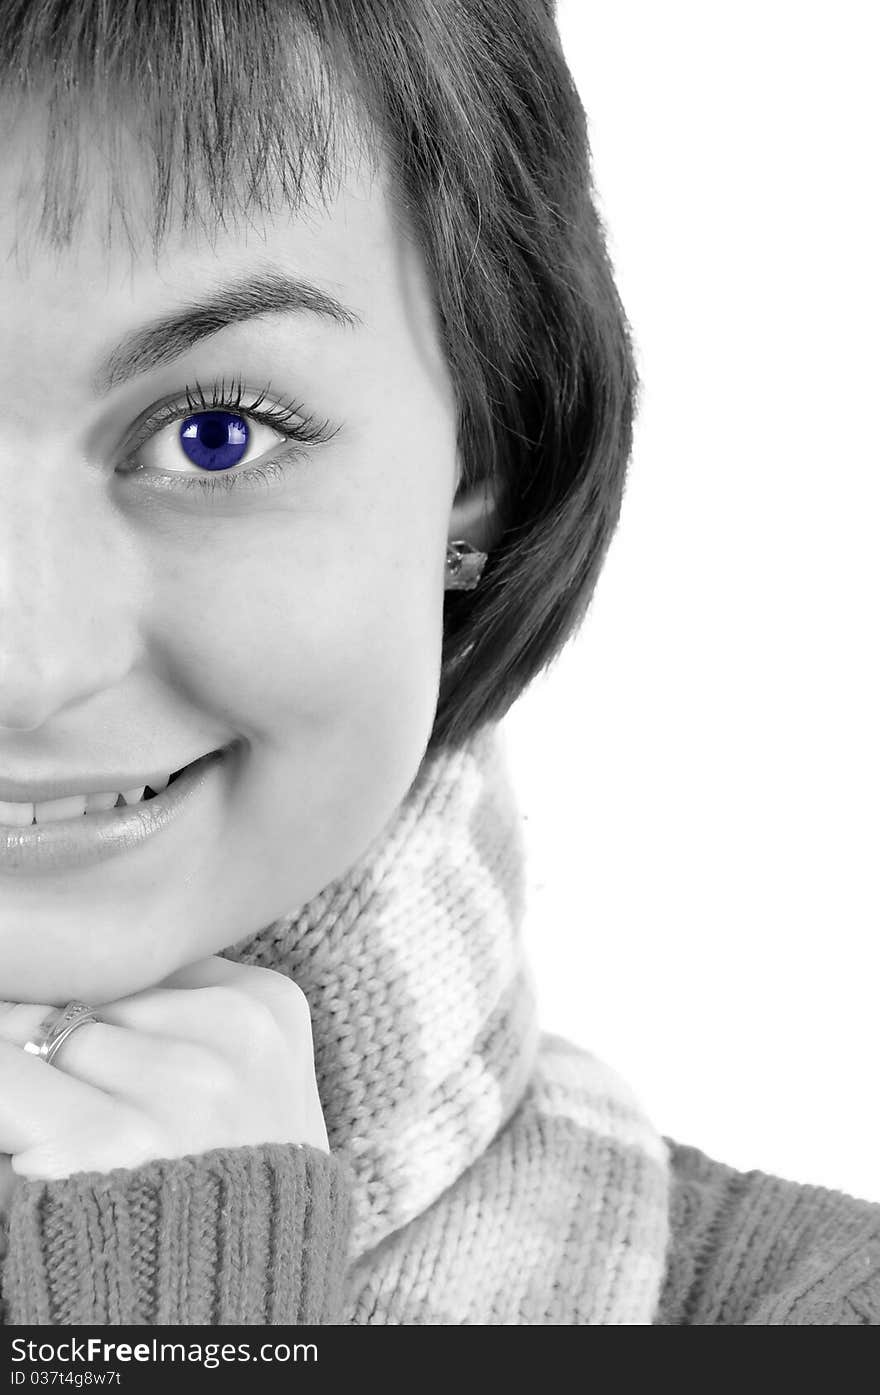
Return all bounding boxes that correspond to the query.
[96,987,289,1074]
[0,966,289,1070]
[153,954,251,991]
[0,981,297,1110]
[0,1037,109,1155]
[0,1004,227,1111]
[0,1000,44,1046]
[99,970,312,1061]
[0,1000,97,1050]
[153,957,309,1026]
[0,1000,104,1067]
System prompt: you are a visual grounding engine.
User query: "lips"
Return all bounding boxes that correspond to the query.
[0,750,222,825]
[88,753,206,810]
[0,746,230,874]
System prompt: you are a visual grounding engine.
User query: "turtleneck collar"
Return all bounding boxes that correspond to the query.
[222,722,540,1256]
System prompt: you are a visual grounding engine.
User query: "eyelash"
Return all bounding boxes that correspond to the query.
[120,376,340,499]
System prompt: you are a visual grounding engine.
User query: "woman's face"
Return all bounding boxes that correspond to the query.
[0,106,464,1004]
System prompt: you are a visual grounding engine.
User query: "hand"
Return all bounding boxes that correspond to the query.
[0,956,329,1188]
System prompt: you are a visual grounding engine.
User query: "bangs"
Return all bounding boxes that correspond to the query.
[0,0,378,265]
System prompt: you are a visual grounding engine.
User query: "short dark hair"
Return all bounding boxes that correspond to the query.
[2,0,639,753]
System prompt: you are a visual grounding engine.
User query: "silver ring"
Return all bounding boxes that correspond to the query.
[22,1000,102,1067]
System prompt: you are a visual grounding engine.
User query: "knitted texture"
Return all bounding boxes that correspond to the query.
[2,720,878,1323]
[656,1140,880,1325]
[221,721,671,1323]
[1,1144,352,1325]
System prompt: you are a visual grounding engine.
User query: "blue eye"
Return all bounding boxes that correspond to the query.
[120,376,340,500]
[178,410,250,472]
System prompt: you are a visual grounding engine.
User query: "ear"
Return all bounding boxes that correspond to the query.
[447,468,505,553]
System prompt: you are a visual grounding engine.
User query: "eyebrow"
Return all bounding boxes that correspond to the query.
[92,268,363,397]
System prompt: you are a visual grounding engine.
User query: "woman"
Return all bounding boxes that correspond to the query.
[0,0,877,1326]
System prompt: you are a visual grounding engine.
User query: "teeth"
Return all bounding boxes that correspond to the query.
[0,771,179,825]
[85,790,119,814]
[33,793,87,824]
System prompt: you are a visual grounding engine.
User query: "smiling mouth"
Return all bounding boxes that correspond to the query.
[80,752,214,813]
[0,746,231,873]
[0,749,225,827]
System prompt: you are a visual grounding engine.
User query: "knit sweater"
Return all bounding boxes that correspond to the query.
[1,723,877,1325]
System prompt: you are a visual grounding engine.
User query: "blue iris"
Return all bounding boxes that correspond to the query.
[179,411,249,471]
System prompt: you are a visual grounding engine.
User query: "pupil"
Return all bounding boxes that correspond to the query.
[199,417,228,450]
[180,412,249,471]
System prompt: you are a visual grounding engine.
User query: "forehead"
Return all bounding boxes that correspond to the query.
[0,13,455,423]
[0,60,454,444]
[0,22,380,278]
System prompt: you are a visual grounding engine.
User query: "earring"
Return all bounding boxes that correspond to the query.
[445,539,488,591]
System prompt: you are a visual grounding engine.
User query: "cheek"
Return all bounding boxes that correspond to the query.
[149,511,446,744]
[140,516,446,940]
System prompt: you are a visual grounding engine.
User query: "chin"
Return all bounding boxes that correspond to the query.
[0,922,172,1007]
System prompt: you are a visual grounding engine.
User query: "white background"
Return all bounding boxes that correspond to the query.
[504,1,879,1201]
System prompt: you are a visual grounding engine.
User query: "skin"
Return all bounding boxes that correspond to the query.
[0,101,499,1205]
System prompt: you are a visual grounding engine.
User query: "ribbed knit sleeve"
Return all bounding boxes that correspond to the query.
[656,1138,880,1324]
[0,1142,353,1325]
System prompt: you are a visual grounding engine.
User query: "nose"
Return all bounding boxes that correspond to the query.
[0,454,142,732]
